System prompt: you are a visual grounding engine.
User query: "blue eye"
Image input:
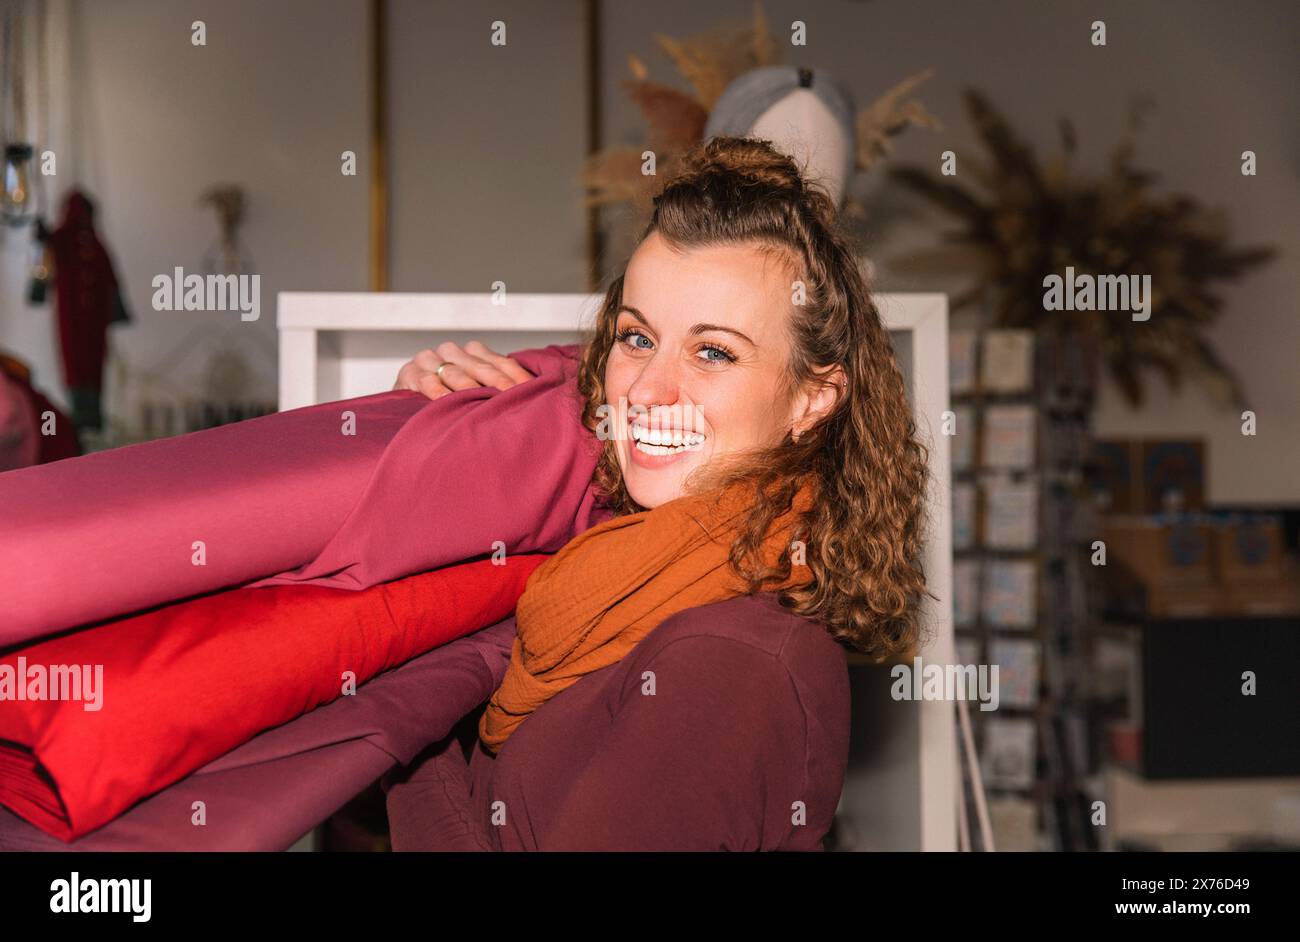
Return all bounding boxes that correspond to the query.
[616,328,654,351]
[698,344,736,364]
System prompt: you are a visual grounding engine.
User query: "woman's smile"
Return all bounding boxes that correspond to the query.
[629,422,707,466]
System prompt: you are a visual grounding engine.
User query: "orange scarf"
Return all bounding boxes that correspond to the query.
[479,478,816,753]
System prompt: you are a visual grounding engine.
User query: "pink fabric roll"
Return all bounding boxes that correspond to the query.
[0,344,601,649]
[250,344,603,592]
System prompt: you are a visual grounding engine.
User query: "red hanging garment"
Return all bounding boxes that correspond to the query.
[45,190,129,430]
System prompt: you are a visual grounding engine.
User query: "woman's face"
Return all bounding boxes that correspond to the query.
[604,231,819,510]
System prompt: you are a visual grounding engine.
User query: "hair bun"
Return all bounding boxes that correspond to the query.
[687,136,807,195]
[675,135,843,228]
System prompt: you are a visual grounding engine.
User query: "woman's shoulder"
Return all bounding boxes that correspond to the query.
[620,594,851,730]
[643,593,848,673]
[614,595,852,844]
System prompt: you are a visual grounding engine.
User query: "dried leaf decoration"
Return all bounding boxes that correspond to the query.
[654,2,781,111]
[579,2,786,228]
[622,79,708,154]
[855,69,942,172]
[580,147,656,209]
[888,88,1276,408]
[580,2,938,259]
[750,2,777,69]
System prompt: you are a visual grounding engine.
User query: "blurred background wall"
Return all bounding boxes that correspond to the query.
[0,0,1294,501]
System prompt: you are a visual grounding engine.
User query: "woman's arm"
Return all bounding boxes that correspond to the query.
[536,634,812,851]
[383,623,516,853]
[393,341,534,399]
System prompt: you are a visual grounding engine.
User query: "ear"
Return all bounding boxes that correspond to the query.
[790,364,846,440]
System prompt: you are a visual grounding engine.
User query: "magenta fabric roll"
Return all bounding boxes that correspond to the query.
[0,343,601,649]
[0,393,420,646]
[249,344,603,593]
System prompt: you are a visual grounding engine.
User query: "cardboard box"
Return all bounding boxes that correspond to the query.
[1101,517,1231,617]
[1140,582,1228,619]
[1103,517,1215,586]
[1222,573,1300,617]
[1213,516,1289,583]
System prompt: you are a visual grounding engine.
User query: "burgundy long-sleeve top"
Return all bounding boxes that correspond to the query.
[384,592,851,851]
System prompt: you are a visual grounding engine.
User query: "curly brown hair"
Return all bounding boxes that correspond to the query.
[575,136,929,658]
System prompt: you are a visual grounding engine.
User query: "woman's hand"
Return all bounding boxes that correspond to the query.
[393,341,535,400]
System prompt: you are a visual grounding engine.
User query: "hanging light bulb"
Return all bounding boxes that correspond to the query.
[27,230,50,303]
[1,143,35,225]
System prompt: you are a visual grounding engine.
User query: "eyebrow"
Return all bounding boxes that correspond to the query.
[617,305,756,347]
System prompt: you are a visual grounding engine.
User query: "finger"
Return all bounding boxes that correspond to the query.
[498,357,535,385]
[412,348,444,370]
[436,341,516,392]
[464,340,534,385]
[394,360,424,392]
[432,362,481,392]
[395,349,439,391]
[415,372,451,400]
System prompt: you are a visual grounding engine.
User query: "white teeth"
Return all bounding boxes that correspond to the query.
[635,441,689,456]
[630,425,705,454]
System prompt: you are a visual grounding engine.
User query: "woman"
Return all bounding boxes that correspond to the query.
[384,137,927,851]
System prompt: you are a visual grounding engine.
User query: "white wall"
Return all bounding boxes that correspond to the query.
[0,0,370,424]
[0,0,583,432]
[387,0,588,292]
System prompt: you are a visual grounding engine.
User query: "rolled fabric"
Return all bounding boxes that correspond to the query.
[250,344,604,592]
[0,343,601,649]
[0,555,547,842]
[0,391,421,647]
[0,616,517,851]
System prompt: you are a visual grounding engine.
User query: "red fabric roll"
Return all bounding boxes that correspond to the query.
[0,555,546,842]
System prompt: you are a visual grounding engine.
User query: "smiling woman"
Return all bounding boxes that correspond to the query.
[577,137,928,655]
[598,231,835,510]
[385,136,929,851]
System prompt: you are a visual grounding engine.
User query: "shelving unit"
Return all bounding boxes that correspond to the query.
[950,326,1101,850]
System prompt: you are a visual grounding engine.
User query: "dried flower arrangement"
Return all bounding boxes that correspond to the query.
[198,184,247,274]
[580,2,939,223]
[889,90,1275,408]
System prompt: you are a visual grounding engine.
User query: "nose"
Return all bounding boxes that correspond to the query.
[625,347,681,414]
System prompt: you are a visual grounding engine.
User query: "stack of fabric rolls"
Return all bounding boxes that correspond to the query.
[0,344,604,844]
